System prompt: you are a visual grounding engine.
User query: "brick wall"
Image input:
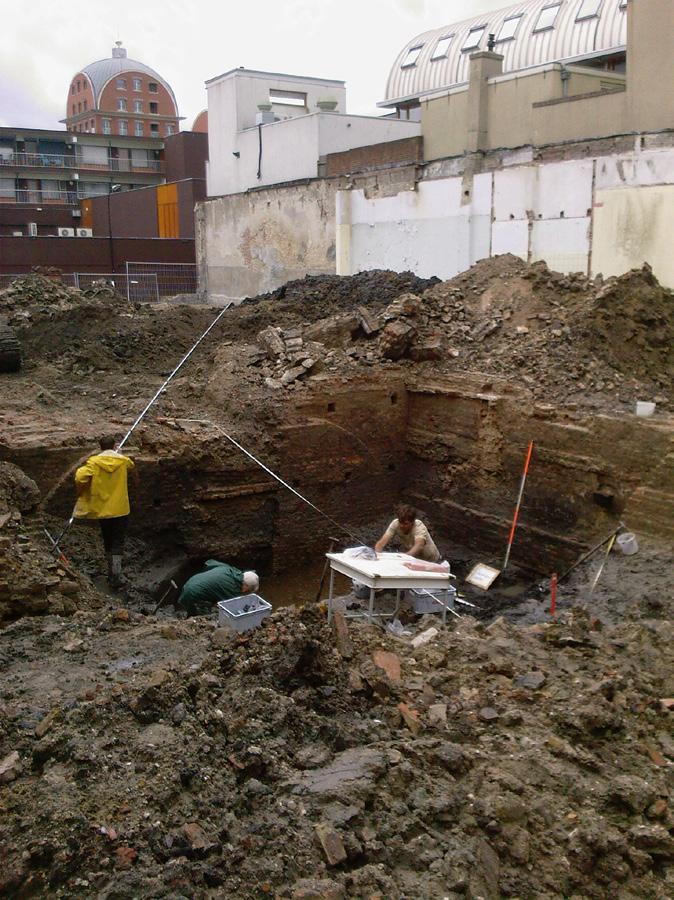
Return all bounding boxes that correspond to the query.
[325,136,423,177]
[0,235,195,273]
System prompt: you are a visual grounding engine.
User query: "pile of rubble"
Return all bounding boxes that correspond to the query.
[0,273,129,322]
[0,601,672,898]
[223,257,674,410]
[0,462,101,622]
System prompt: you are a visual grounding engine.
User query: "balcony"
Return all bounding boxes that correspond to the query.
[0,188,94,206]
[0,151,163,174]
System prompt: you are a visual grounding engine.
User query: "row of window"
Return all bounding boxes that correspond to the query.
[116,99,160,113]
[116,77,158,93]
[72,100,89,114]
[402,0,626,68]
[71,77,159,96]
[70,120,174,136]
[102,119,175,137]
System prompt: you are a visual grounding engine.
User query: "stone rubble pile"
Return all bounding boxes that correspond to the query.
[0,462,100,622]
[0,602,672,897]
[230,256,674,411]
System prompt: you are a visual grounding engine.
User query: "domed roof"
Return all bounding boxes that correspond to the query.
[383,0,627,107]
[80,42,178,112]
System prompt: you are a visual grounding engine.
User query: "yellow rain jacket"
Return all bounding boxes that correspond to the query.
[74,450,134,520]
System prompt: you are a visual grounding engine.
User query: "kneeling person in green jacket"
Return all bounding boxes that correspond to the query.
[178,560,259,616]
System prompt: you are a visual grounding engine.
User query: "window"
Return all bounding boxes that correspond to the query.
[133,78,142,91]
[462,26,486,51]
[78,102,82,113]
[269,88,307,106]
[118,119,128,135]
[90,119,94,130]
[166,124,175,136]
[148,82,158,93]
[534,4,562,31]
[71,84,75,95]
[150,123,159,135]
[72,104,76,115]
[431,36,453,60]
[133,99,143,113]
[117,77,127,90]
[401,45,423,68]
[149,101,158,114]
[102,119,111,135]
[117,98,127,111]
[134,121,144,136]
[497,15,523,41]
[577,0,602,18]
[83,99,87,111]
[77,80,81,92]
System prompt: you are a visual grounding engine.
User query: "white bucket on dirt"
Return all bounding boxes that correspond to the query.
[616,532,639,556]
[636,401,656,417]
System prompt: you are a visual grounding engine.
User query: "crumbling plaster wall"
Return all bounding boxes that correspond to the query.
[198,132,674,301]
[196,178,340,302]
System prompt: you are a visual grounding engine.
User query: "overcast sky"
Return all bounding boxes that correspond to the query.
[0,0,510,130]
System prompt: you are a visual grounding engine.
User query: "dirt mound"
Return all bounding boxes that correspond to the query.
[1,604,672,897]
[254,269,441,320]
[582,263,674,383]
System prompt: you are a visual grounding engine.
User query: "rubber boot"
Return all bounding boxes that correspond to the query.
[109,555,123,589]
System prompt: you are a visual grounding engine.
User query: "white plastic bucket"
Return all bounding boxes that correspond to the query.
[636,401,656,417]
[616,532,639,556]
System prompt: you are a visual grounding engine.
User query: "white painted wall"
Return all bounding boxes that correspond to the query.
[205,68,420,197]
[337,143,674,287]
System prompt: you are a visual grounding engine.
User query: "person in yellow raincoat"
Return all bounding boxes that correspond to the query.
[74,436,135,588]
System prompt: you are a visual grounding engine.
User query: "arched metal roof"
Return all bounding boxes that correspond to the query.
[79,46,179,113]
[383,0,627,106]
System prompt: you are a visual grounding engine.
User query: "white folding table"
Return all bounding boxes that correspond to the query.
[326,551,454,623]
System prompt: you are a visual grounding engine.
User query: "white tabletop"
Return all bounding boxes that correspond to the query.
[326,551,452,590]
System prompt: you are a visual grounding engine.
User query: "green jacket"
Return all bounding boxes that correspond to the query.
[179,560,243,616]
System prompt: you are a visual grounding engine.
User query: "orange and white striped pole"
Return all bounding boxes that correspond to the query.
[502,440,534,572]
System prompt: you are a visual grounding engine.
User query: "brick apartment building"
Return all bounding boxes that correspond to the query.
[62,42,181,139]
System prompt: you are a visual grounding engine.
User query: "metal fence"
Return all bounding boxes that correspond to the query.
[125,262,198,298]
[74,272,159,303]
[0,264,198,301]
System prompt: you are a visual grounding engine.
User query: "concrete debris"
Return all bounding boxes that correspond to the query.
[411,626,439,649]
[0,598,672,897]
[0,750,21,784]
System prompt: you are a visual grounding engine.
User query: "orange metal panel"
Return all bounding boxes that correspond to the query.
[157,182,179,238]
[80,198,93,228]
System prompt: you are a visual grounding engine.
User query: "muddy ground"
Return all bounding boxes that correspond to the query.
[0,263,673,897]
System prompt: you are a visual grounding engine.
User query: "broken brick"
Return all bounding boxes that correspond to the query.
[315,823,347,866]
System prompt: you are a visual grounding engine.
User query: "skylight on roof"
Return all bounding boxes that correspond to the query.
[496,15,523,42]
[577,0,602,19]
[534,3,562,32]
[461,26,486,52]
[402,45,424,68]
[431,35,453,60]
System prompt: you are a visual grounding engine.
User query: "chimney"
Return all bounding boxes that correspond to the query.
[112,41,127,59]
[466,50,504,153]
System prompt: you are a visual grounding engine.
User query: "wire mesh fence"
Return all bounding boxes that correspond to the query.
[74,273,159,303]
[0,264,198,302]
[126,262,198,299]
